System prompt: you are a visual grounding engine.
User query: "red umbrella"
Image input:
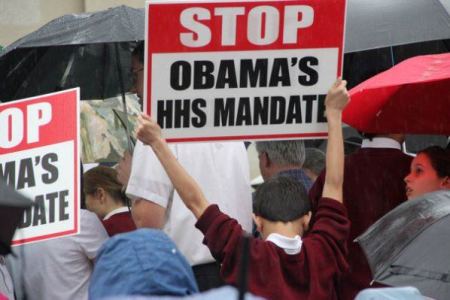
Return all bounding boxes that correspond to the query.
[343,53,450,135]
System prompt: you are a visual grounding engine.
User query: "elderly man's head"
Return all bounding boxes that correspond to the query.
[255,140,305,180]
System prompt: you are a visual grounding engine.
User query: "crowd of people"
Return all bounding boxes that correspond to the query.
[1,44,449,300]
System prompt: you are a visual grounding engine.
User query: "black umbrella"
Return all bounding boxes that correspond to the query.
[356,190,450,300]
[0,181,33,255]
[0,5,144,102]
[0,5,144,151]
[345,0,450,53]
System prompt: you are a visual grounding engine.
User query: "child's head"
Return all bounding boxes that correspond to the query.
[253,176,311,238]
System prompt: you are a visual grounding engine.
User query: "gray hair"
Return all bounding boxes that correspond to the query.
[255,140,305,167]
[303,148,326,176]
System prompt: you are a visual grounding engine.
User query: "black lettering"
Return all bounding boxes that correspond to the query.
[270,96,286,124]
[33,195,46,226]
[269,58,291,87]
[18,208,31,228]
[0,161,15,188]
[317,94,327,123]
[253,97,269,125]
[41,153,58,184]
[236,98,252,126]
[298,57,319,86]
[59,190,69,221]
[17,158,35,190]
[194,61,214,89]
[303,95,316,123]
[286,95,302,124]
[240,59,268,88]
[170,61,191,90]
[216,60,238,89]
[191,98,207,128]
[214,98,235,126]
[46,192,58,223]
[157,100,173,129]
[174,99,191,128]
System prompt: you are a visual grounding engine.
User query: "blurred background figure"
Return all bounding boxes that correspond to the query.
[303,148,326,183]
[309,133,412,300]
[405,146,450,199]
[8,209,108,300]
[255,140,312,191]
[0,255,13,300]
[84,166,136,236]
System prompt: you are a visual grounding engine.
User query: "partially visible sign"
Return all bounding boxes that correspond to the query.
[145,0,346,142]
[0,89,80,245]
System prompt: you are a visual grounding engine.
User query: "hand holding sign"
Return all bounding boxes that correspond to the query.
[325,78,349,114]
[136,114,163,147]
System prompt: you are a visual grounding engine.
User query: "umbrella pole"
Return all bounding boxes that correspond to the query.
[114,43,134,152]
[237,235,250,300]
[390,46,396,66]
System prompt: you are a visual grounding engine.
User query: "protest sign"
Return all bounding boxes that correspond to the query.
[145,0,346,142]
[0,89,80,245]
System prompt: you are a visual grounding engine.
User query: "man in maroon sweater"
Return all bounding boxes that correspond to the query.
[135,78,350,300]
[309,133,412,299]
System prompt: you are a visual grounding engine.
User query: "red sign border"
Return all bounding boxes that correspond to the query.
[144,0,347,142]
[7,88,80,246]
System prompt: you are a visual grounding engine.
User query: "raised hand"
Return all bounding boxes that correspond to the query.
[325,78,349,113]
[136,114,162,146]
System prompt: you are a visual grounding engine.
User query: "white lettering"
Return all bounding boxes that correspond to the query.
[180,8,211,47]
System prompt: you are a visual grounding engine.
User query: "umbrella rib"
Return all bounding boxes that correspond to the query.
[375,214,450,280]
[389,265,450,283]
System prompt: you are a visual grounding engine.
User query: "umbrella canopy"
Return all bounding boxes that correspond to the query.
[343,52,450,135]
[345,0,450,53]
[0,5,144,102]
[356,190,450,300]
[0,5,144,53]
[0,181,33,255]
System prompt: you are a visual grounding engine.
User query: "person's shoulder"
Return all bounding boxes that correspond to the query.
[80,209,99,222]
[80,209,108,235]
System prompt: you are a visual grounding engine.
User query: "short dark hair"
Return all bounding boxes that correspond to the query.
[254,176,311,222]
[418,146,450,178]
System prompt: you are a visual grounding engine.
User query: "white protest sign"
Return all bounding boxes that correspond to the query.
[0,89,80,245]
[145,0,346,142]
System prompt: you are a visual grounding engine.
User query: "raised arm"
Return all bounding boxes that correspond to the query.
[135,114,209,219]
[322,78,349,203]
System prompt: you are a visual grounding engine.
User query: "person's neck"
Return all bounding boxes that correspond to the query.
[375,134,405,144]
[105,201,126,216]
[262,220,303,239]
[266,165,303,180]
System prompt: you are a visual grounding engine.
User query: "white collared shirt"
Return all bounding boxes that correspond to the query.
[361,137,402,150]
[266,233,303,255]
[103,206,130,221]
[127,141,252,266]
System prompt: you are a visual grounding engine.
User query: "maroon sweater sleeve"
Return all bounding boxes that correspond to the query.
[304,198,350,283]
[195,204,244,264]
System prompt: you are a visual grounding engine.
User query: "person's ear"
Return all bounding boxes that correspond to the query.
[253,214,263,233]
[302,211,312,232]
[96,188,107,204]
[263,152,272,168]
